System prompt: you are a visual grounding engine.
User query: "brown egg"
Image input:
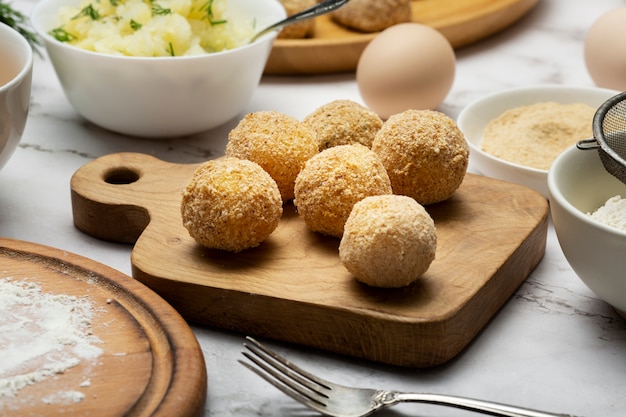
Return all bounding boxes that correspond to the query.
[356,23,456,119]
[584,7,626,91]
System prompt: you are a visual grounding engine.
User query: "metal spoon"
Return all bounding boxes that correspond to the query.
[250,0,350,43]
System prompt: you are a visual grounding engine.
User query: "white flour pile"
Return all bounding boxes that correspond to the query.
[0,278,103,403]
[588,195,626,231]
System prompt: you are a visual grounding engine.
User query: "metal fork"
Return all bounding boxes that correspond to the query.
[239,337,582,417]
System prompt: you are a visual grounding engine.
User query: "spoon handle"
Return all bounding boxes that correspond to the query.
[250,0,350,43]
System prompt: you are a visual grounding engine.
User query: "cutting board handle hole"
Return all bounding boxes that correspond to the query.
[104,167,141,185]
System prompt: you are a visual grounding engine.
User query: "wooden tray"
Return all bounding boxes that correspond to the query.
[70,152,548,367]
[265,0,540,74]
[0,238,206,417]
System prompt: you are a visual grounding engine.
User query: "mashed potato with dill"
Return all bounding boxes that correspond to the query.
[51,0,255,56]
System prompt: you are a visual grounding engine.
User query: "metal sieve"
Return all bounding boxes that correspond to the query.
[577,91,626,184]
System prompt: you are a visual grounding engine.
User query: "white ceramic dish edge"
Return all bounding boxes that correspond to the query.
[0,23,34,170]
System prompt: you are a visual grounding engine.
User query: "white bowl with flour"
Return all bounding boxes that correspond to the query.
[548,144,626,317]
[457,85,618,198]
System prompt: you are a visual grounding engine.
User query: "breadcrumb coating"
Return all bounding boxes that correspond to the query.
[339,195,437,287]
[278,0,316,39]
[294,144,392,237]
[331,0,411,32]
[181,157,283,252]
[303,99,383,150]
[226,111,319,201]
[372,109,469,205]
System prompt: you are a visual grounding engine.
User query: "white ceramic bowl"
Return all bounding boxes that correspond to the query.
[31,0,286,138]
[548,144,626,317]
[0,23,33,170]
[457,85,618,198]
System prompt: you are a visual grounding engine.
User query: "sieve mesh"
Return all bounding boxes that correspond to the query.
[583,92,626,184]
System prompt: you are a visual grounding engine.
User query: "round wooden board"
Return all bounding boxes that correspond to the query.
[264,0,540,74]
[0,238,206,417]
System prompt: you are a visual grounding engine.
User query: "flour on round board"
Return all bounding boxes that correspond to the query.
[0,278,104,406]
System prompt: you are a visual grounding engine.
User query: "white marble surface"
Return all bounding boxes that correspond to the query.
[3,0,626,416]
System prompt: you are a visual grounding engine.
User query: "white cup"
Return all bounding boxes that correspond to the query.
[0,23,33,171]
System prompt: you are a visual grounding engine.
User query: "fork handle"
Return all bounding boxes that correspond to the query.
[390,392,580,417]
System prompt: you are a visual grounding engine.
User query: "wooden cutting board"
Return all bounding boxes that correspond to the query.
[0,238,206,416]
[70,152,548,368]
[265,0,540,74]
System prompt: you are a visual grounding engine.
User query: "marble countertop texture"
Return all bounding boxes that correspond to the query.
[3,0,626,416]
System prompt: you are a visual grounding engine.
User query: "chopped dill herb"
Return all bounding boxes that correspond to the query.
[167,42,175,56]
[202,0,215,18]
[49,27,76,42]
[200,0,227,25]
[109,0,120,6]
[130,19,142,30]
[72,4,100,20]
[152,3,171,15]
[0,1,43,54]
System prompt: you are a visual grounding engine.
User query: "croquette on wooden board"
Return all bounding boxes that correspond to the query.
[70,152,548,368]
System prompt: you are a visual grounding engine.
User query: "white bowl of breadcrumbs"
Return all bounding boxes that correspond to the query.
[457,85,618,198]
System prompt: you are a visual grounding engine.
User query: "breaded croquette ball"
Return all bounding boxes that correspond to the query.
[278,0,316,39]
[372,109,469,205]
[226,111,318,201]
[294,144,392,237]
[181,157,283,252]
[339,194,437,288]
[332,0,412,33]
[303,99,383,150]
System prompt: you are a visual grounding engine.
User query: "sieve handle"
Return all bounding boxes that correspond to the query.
[576,138,599,150]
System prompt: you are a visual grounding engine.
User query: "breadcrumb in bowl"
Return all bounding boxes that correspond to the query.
[339,195,437,288]
[181,157,282,252]
[294,144,392,238]
[372,109,469,205]
[226,111,318,201]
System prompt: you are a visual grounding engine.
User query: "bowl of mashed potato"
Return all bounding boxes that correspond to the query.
[31,0,286,137]
[548,143,626,318]
[457,85,617,198]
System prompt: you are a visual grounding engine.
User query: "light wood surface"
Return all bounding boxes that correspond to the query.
[0,238,207,417]
[265,0,540,74]
[70,152,549,367]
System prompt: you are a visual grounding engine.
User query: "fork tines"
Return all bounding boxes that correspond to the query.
[239,336,331,410]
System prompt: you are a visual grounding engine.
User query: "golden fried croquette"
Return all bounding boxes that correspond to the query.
[226,111,318,201]
[181,157,283,252]
[294,144,392,237]
[303,99,383,150]
[332,0,412,33]
[371,109,469,205]
[339,194,437,287]
[278,0,316,39]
